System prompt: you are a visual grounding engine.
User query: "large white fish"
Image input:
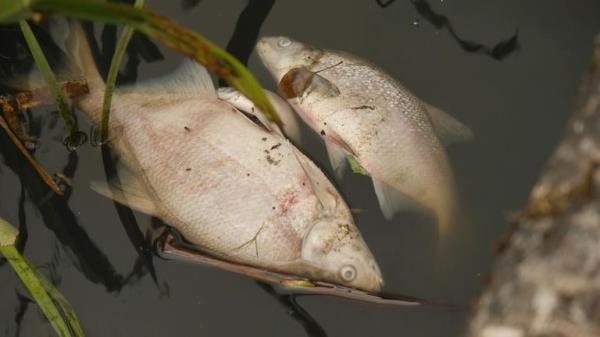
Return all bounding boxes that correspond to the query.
[59,25,383,292]
[257,37,472,234]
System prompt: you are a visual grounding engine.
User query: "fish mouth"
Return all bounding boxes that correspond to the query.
[255,37,274,60]
[364,261,385,293]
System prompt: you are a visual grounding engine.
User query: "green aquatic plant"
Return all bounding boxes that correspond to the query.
[0,217,85,337]
[0,1,288,333]
[0,0,280,128]
[101,0,145,143]
[19,19,83,147]
[347,156,369,175]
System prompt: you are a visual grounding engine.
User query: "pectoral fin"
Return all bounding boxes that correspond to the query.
[91,174,159,217]
[423,102,473,145]
[373,179,419,220]
[119,59,215,97]
[324,140,348,180]
[292,148,337,211]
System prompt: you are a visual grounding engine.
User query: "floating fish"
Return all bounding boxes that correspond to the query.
[216,86,302,145]
[57,24,383,292]
[257,36,473,234]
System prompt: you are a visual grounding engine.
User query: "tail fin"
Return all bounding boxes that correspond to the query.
[60,20,105,123]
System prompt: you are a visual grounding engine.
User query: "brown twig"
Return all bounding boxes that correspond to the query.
[0,115,63,196]
[0,79,88,111]
[0,79,89,196]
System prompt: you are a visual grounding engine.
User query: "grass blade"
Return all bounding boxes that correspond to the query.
[0,246,73,337]
[0,115,64,195]
[347,156,369,175]
[0,216,19,247]
[0,217,84,337]
[36,269,85,337]
[30,0,281,126]
[101,0,146,143]
[19,20,82,146]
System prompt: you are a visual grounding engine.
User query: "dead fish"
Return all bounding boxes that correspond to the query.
[257,36,473,234]
[216,86,302,145]
[57,24,383,292]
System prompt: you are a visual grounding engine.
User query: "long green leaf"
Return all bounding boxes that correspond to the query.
[0,245,73,337]
[36,269,85,337]
[100,0,146,142]
[0,0,32,22]
[0,216,18,246]
[19,20,81,146]
[347,156,369,175]
[1,217,84,337]
[30,0,280,126]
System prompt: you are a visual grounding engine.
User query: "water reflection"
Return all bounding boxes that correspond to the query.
[0,115,124,291]
[14,186,27,254]
[91,17,165,288]
[12,291,33,337]
[377,0,519,60]
[257,282,328,337]
[181,0,204,10]
[101,145,160,286]
[82,22,163,86]
[219,0,276,86]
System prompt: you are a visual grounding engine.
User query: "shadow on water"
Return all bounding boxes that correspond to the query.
[0,131,124,291]
[100,145,160,286]
[91,15,165,288]
[12,291,33,337]
[181,0,204,11]
[376,0,519,60]
[83,21,163,87]
[219,0,276,86]
[257,282,329,337]
[15,186,28,254]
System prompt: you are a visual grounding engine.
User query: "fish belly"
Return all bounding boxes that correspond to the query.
[110,95,320,269]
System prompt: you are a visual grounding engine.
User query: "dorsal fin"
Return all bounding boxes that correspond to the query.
[91,172,160,217]
[372,179,421,220]
[120,59,215,97]
[324,140,348,180]
[423,102,473,146]
[292,148,338,211]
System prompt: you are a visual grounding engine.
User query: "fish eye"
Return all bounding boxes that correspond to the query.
[339,265,357,282]
[278,38,292,48]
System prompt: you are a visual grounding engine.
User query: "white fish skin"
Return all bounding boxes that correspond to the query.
[216,87,303,145]
[62,24,383,292]
[257,36,473,234]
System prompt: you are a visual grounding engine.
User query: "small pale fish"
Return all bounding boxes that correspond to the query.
[216,87,302,145]
[55,23,383,292]
[257,36,473,235]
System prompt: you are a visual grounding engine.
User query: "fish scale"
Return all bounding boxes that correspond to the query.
[60,23,383,292]
[257,36,473,234]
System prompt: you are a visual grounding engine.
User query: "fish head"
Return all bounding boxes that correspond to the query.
[301,218,384,293]
[257,36,322,82]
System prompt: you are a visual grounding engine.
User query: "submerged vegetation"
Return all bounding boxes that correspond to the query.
[0,0,283,334]
[0,217,84,337]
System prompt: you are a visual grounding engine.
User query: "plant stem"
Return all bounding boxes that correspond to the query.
[19,20,79,142]
[31,0,280,126]
[0,245,73,337]
[100,0,145,143]
[0,115,64,195]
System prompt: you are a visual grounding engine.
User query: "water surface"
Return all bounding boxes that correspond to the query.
[1,1,600,336]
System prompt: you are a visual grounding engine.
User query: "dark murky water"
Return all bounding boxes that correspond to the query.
[1,1,600,336]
